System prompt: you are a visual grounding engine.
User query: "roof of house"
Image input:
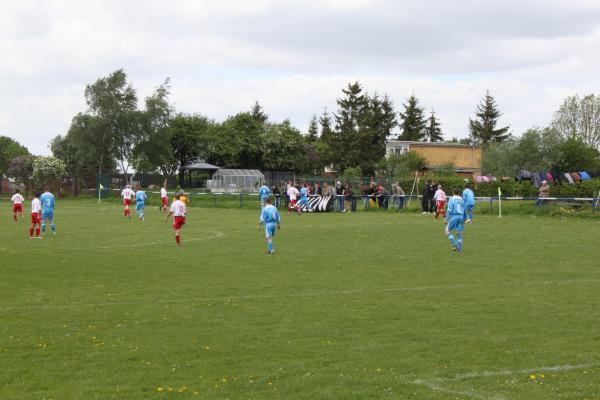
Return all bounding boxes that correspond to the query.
[387,140,481,149]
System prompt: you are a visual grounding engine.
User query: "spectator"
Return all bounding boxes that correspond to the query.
[537,180,550,206]
[368,182,377,208]
[272,185,281,208]
[392,182,405,210]
[422,180,433,214]
[314,182,322,196]
[322,182,333,197]
[378,184,389,210]
[427,181,437,213]
[360,183,369,209]
[335,181,345,212]
[344,183,355,212]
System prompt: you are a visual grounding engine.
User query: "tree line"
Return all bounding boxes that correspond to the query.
[2,68,600,192]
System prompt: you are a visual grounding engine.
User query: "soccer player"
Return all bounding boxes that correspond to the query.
[40,188,56,235]
[11,189,24,223]
[257,197,281,254]
[160,183,168,212]
[121,185,134,218]
[463,184,476,223]
[444,188,466,252]
[297,184,313,214]
[433,184,447,219]
[286,183,300,214]
[30,192,42,239]
[175,189,189,206]
[166,194,187,246]
[259,183,271,208]
[135,188,148,222]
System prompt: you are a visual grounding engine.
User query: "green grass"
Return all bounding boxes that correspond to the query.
[1,199,599,399]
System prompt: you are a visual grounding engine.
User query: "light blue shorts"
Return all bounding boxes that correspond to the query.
[446,216,464,233]
[136,202,145,211]
[42,211,54,220]
[265,223,277,238]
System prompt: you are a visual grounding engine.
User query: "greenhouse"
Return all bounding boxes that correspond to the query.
[207,169,265,193]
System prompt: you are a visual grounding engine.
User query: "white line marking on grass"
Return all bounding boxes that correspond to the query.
[412,363,596,400]
[1,278,599,313]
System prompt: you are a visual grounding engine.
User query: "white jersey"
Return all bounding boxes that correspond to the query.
[170,200,187,217]
[121,188,134,200]
[287,186,300,201]
[160,188,167,198]
[11,193,24,204]
[434,189,446,202]
[31,198,41,213]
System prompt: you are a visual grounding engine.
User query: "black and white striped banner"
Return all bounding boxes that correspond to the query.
[298,195,335,212]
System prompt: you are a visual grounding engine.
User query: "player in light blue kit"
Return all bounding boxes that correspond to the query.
[135,188,148,222]
[444,188,466,252]
[258,183,271,208]
[257,197,281,254]
[40,188,56,235]
[296,184,313,214]
[462,183,475,223]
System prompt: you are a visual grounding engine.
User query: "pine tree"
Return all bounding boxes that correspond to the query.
[425,109,443,142]
[398,95,427,141]
[332,82,369,170]
[468,91,510,146]
[250,101,269,123]
[307,114,319,143]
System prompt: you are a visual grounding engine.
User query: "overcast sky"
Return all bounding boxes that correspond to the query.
[2,0,600,155]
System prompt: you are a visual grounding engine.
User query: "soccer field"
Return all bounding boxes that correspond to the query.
[1,200,599,399]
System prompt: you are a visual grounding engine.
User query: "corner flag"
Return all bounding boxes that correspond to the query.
[98,183,104,204]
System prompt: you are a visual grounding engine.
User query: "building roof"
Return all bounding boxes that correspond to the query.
[182,160,221,171]
[213,169,265,177]
[387,140,481,149]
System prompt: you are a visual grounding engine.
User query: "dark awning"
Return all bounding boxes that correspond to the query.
[181,160,221,172]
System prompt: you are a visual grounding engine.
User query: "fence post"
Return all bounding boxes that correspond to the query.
[240,193,243,208]
[213,194,217,206]
[189,192,192,205]
[489,197,493,212]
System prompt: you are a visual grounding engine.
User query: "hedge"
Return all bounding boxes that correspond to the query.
[393,175,600,198]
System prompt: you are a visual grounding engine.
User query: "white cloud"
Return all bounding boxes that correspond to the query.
[1,0,600,155]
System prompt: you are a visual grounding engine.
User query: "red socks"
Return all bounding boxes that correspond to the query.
[30,228,33,237]
[36,228,40,237]
[176,234,180,245]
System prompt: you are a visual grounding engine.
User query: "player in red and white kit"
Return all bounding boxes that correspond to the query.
[160,183,168,212]
[121,185,134,218]
[433,184,447,219]
[165,194,187,246]
[30,192,42,239]
[11,189,24,223]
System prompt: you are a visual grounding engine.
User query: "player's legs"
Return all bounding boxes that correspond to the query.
[265,224,276,254]
[456,232,463,252]
[466,205,474,222]
[137,204,144,221]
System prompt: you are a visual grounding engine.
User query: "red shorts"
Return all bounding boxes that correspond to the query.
[13,204,23,213]
[123,199,131,206]
[173,216,186,230]
[161,197,168,207]
[31,212,41,224]
[436,200,445,211]
[289,199,297,208]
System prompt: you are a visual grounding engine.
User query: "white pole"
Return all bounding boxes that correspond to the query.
[498,192,502,218]
[98,186,102,204]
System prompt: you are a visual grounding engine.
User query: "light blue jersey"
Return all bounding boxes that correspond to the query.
[445,195,466,251]
[136,191,147,209]
[462,188,475,206]
[300,187,308,200]
[259,185,271,201]
[40,191,56,234]
[40,192,55,217]
[259,204,281,238]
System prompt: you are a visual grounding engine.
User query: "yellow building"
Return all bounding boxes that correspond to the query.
[386,140,482,178]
